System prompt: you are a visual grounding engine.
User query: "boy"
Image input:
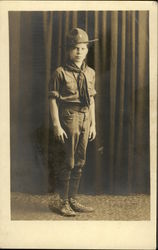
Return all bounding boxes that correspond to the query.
[49,28,97,216]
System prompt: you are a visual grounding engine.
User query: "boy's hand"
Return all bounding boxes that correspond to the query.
[89,125,96,141]
[54,125,68,143]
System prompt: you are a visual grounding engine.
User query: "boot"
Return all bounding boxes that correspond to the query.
[69,197,94,213]
[59,199,76,217]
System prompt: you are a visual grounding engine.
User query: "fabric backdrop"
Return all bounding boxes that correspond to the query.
[9,11,150,195]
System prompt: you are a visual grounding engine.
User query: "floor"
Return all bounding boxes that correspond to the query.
[11,192,150,221]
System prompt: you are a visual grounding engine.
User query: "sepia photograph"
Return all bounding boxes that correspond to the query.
[0,1,157,249]
[10,10,150,220]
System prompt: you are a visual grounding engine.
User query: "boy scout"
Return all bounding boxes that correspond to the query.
[49,28,97,216]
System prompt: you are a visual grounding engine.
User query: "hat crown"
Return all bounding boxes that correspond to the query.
[67,28,89,46]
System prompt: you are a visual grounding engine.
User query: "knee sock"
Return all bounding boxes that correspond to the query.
[69,168,82,198]
[59,168,71,201]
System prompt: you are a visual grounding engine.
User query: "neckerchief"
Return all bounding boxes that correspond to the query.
[65,61,90,107]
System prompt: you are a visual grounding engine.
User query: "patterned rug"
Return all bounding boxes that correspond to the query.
[11,192,150,221]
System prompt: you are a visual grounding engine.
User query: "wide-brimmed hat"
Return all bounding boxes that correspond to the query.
[67,28,98,47]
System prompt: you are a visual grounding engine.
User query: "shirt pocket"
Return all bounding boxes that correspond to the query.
[87,80,96,97]
[64,80,77,94]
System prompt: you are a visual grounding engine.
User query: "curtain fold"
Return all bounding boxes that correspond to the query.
[9,11,150,194]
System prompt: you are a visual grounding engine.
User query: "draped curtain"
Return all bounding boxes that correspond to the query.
[9,11,150,194]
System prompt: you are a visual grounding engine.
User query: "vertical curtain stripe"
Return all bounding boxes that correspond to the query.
[43,12,53,80]
[72,11,78,27]
[109,12,118,192]
[115,11,126,192]
[85,12,88,32]
[43,12,54,168]
[127,11,136,192]
[9,12,21,191]
[57,12,62,65]
[135,11,149,192]
[94,11,103,192]
[102,12,107,70]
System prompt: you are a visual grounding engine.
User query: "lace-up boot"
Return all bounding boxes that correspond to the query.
[59,199,76,217]
[69,197,94,213]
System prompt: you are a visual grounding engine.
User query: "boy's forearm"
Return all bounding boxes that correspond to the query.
[49,99,61,128]
[90,97,96,127]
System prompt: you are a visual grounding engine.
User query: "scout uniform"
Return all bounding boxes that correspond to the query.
[49,28,97,216]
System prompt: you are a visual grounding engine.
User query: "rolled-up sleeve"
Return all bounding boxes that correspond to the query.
[48,69,61,99]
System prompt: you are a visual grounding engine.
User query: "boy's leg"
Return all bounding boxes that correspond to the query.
[57,167,76,217]
[68,112,94,212]
[58,107,93,213]
[58,167,71,201]
[58,108,79,199]
[68,167,82,199]
[69,163,94,213]
[69,111,90,199]
[57,108,80,216]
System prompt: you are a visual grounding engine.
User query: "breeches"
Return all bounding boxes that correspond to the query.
[59,105,90,182]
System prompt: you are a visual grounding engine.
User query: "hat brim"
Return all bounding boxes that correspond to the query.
[65,39,99,47]
[87,39,99,43]
[59,39,99,48]
[70,38,99,45]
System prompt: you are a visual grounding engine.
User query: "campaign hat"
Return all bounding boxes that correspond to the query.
[67,28,98,47]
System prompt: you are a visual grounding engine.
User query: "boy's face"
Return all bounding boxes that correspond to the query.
[69,43,88,64]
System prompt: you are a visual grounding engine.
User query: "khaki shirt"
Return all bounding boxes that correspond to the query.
[49,65,96,104]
